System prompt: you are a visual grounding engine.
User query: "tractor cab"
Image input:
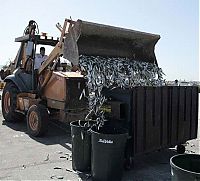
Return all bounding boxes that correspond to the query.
[3,20,73,93]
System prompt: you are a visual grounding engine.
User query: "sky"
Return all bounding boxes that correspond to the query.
[0,0,199,81]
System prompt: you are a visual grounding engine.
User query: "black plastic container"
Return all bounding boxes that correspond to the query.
[91,125,128,181]
[170,154,200,181]
[70,120,95,172]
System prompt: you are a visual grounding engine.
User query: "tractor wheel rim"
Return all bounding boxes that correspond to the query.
[29,111,39,131]
[4,92,11,114]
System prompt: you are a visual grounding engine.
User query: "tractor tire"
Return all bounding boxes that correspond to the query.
[2,82,23,122]
[27,104,49,137]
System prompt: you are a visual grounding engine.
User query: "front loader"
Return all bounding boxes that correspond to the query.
[2,18,160,136]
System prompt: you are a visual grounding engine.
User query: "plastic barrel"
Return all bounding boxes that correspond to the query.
[170,154,200,181]
[70,120,95,172]
[91,125,128,181]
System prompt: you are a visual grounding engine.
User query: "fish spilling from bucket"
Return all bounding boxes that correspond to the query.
[79,55,165,126]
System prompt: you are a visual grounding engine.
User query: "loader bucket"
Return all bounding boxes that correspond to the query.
[63,19,160,65]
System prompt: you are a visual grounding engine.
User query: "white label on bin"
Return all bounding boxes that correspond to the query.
[98,139,113,144]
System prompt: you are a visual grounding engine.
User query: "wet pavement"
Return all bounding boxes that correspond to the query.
[0,92,199,180]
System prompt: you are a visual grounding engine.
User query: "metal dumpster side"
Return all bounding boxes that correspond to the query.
[133,86,198,156]
[104,86,199,157]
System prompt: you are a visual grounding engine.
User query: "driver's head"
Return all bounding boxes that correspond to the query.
[40,47,45,56]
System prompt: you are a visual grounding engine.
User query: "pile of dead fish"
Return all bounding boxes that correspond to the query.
[79,55,165,124]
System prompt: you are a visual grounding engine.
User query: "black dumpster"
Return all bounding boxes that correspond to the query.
[170,154,200,181]
[91,125,128,181]
[104,86,199,157]
[70,120,95,172]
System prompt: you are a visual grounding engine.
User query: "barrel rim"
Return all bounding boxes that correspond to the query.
[70,120,96,128]
[90,125,128,136]
[170,154,200,176]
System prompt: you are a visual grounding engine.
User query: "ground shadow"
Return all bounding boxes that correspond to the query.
[2,119,27,132]
[2,118,179,180]
[2,119,72,151]
[122,149,176,180]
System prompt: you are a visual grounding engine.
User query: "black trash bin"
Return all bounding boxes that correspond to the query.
[91,125,128,181]
[170,154,200,181]
[70,120,95,172]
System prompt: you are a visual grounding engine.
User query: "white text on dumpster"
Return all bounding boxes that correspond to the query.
[98,139,113,144]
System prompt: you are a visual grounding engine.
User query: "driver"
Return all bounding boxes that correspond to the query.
[34,47,47,70]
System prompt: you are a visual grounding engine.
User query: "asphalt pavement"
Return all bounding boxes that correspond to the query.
[0,92,199,180]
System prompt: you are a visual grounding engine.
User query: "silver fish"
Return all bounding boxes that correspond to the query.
[79,55,165,126]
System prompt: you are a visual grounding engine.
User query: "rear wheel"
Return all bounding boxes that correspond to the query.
[2,82,23,122]
[27,104,49,137]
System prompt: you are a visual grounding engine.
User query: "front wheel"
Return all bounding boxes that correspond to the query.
[27,104,49,137]
[2,82,23,122]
